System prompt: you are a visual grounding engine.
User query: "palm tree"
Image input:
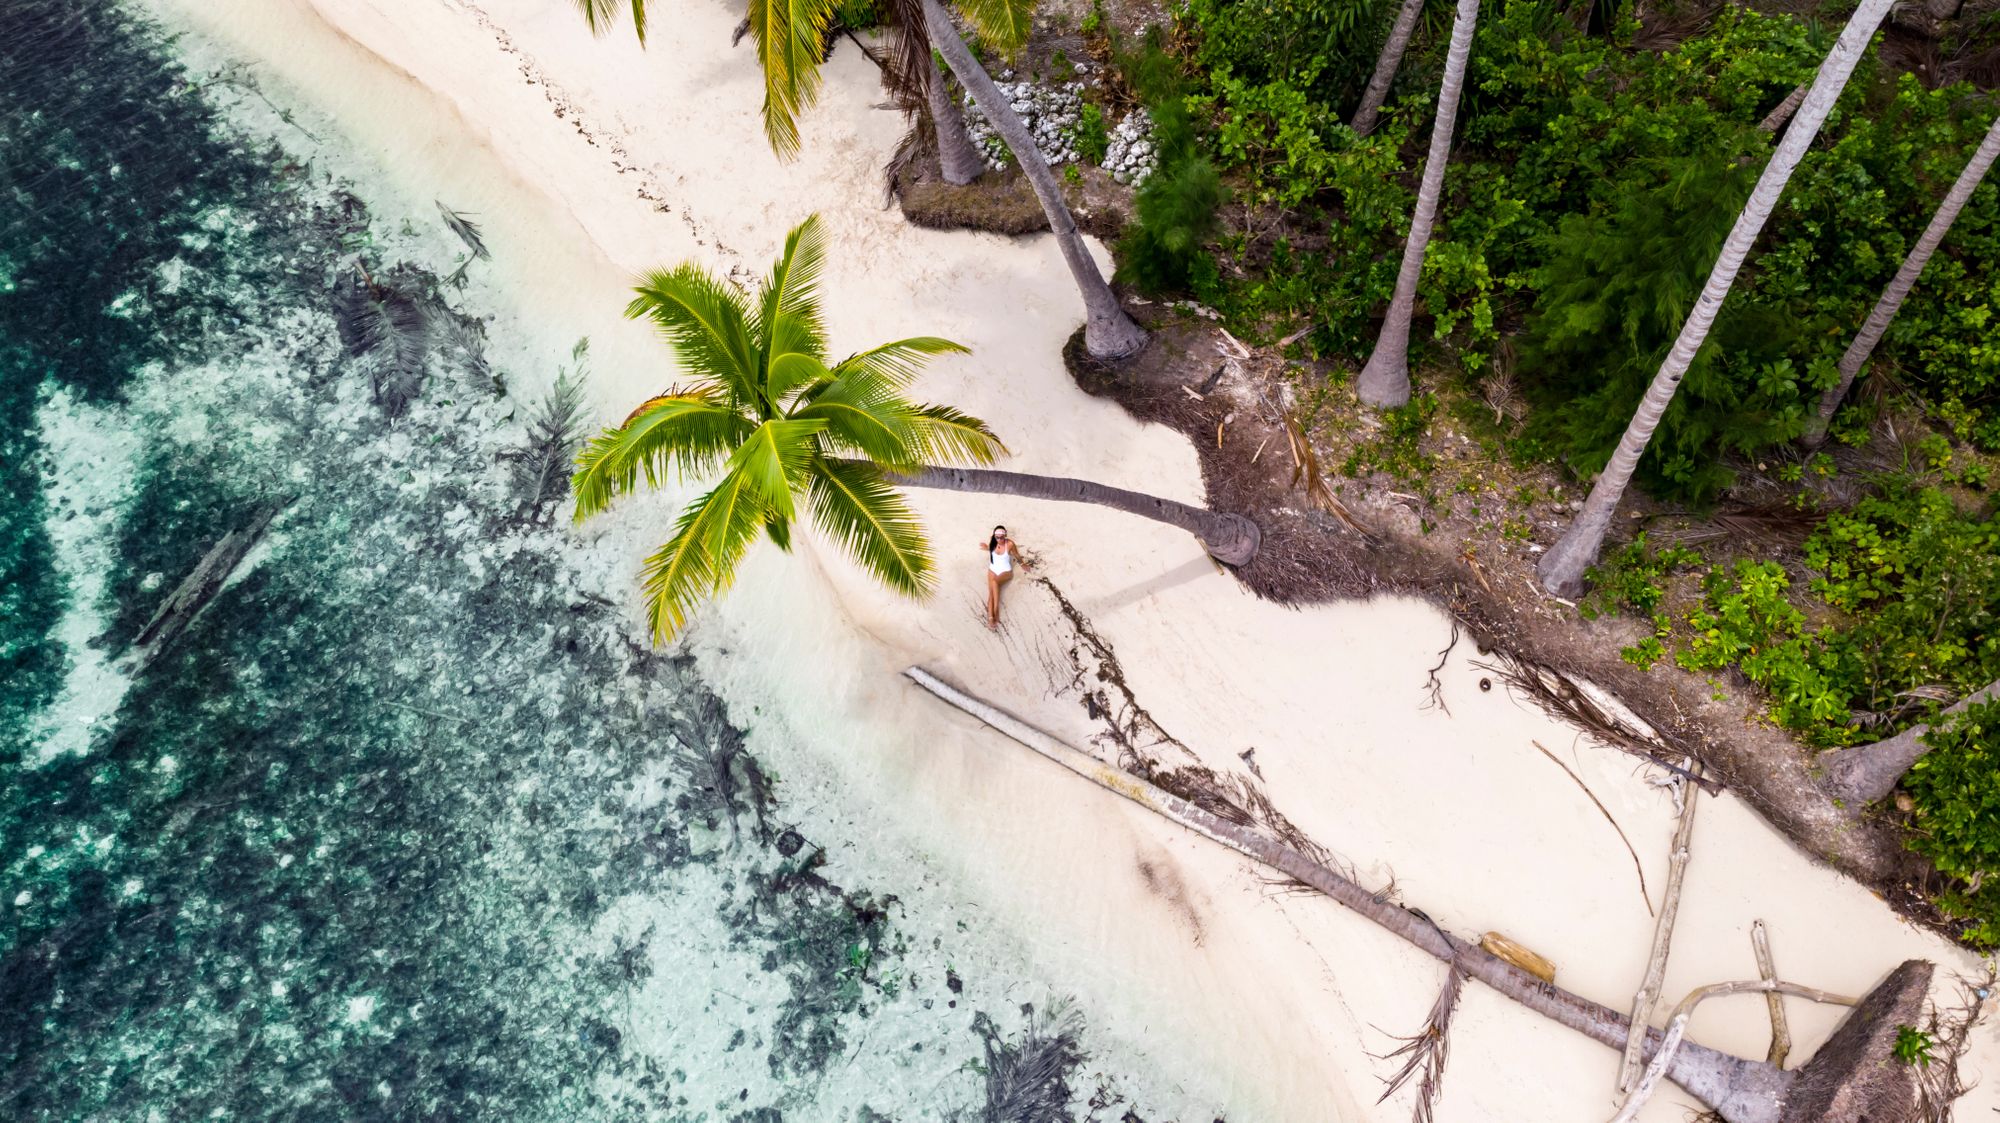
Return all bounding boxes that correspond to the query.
[573,216,1256,639]
[569,0,1150,361]
[1536,0,1897,597]
[1350,0,1429,138]
[1355,0,1480,409]
[1802,112,2000,447]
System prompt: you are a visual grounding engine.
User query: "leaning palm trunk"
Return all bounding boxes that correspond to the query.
[1803,114,2000,447]
[921,0,1149,360]
[901,668,1815,1123]
[1350,0,1429,138]
[924,51,987,185]
[1536,0,1896,597]
[1818,678,2000,805]
[1356,0,1480,409]
[853,459,1262,564]
[1758,82,1808,133]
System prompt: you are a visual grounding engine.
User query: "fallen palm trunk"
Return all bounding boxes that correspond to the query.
[132,500,289,667]
[902,668,1785,1120]
[904,666,1934,1122]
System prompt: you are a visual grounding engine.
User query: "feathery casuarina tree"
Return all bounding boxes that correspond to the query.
[1350,0,1429,138]
[1802,112,2000,447]
[570,0,1149,360]
[573,216,1254,638]
[1356,0,1480,408]
[1536,0,1898,597]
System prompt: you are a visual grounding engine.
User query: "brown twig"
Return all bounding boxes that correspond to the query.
[1531,740,1653,916]
[1616,771,1702,1097]
[1750,920,1789,1067]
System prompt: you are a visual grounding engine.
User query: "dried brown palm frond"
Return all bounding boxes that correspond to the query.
[435,200,490,261]
[1478,345,1524,429]
[1916,966,1995,1121]
[1651,502,1820,551]
[1285,409,1366,533]
[1474,649,1720,794]
[1375,963,1467,1123]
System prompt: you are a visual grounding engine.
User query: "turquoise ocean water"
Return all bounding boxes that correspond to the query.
[0,4,1204,1119]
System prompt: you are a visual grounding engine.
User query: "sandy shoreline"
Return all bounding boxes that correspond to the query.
[144,0,1999,1118]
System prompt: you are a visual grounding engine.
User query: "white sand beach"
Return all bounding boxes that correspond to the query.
[145,0,2000,1117]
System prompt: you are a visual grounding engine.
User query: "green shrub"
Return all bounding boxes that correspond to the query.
[1905,699,2000,945]
[1073,102,1110,164]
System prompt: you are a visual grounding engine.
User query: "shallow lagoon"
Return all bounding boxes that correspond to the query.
[0,4,1192,1118]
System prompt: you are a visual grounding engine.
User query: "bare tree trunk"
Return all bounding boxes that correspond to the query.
[922,0,1149,360]
[1357,0,1479,409]
[1802,114,2000,447]
[849,459,1262,565]
[925,50,986,185]
[1350,0,1429,138]
[902,667,1794,1123]
[132,501,288,668]
[1818,678,2000,805]
[1535,0,1896,598]
[1617,778,1701,1097]
[1758,82,1807,133]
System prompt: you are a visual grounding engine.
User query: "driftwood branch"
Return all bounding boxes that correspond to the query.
[1609,979,1859,1123]
[1752,920,1791,1067]
[1618,771,1702,1096]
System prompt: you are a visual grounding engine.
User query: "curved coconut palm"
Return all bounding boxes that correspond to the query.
[573,216,1256,640]
[1350,0,1429,138]
[568,0,1148,360]
[1803,112,2000,447]
[1355,0,1480,409]
[1536,0,1896,597]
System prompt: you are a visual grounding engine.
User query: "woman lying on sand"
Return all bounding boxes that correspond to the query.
[984,525,1026,630]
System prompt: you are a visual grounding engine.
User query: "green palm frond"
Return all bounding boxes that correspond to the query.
[759,214,829,363]
[578,216,1005,642]
[807,456,935,596]
[903,403,1007,465]
[572,0,650,43]
[640,467,766,641]
[571,389,754,521]
[826,336,970,393]
[725,417,829,524]
[746,0,838,159]
[628,265,764,412]
[956,0,1033,53]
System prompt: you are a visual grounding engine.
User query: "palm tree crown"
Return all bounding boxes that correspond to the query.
[573,215,1005,639]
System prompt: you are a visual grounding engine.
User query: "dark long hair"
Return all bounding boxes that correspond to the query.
[987,525,1007,558]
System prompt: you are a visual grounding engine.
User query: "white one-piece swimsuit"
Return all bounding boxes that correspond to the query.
[989,546,1013,576]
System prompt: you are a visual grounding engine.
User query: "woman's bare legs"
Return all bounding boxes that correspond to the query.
[986,570,1012,629]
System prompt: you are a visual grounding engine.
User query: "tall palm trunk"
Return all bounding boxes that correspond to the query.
[846,459,1261,564]
[1818,678,2000,805]
[921,0,1150,360]
[1356,0,1479,409]
[925,50,987,185]
[902,667,1801,1123]
[1802,113,2000,447]
[1537,0,1896,598]
[1350,0,1429,138]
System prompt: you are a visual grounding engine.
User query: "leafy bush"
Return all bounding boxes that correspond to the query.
[1073,102,1110,164]
[1905,699,2000,944]
[1113,30,1227,294]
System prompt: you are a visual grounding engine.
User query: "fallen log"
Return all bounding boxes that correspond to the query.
[132,500,289,667]
[904,665,1936,1123]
